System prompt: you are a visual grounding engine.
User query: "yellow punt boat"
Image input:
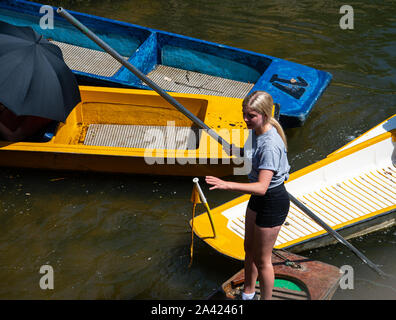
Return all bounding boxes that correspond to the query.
[190,117,396,260]
[0,86,250,176]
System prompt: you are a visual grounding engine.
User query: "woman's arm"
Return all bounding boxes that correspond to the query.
[205,169,274,196]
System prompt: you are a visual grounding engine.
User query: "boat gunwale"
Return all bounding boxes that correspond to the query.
[287,129,395,183]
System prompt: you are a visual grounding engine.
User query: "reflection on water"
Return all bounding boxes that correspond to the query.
[0,0,395,299]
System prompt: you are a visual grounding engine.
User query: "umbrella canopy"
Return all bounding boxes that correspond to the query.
[0,21,81,122]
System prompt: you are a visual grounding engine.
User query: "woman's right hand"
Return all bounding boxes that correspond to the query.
[205,176,230,191]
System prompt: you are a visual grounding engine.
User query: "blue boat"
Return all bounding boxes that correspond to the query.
[0,0,332,127]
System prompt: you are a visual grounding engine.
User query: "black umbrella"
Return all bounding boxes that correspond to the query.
[0,20,81,122]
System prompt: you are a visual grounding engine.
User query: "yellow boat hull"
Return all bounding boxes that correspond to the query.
[0,86,251,176]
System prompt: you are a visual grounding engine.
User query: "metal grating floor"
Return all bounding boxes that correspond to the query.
[48,40,255,96]
[50,40,128,77]
[147,65,255,98]
[225,165,396,247]
[83,124,200,150]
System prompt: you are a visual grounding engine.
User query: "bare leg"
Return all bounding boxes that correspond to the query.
[253,225,282,300]
[243,208,258,295]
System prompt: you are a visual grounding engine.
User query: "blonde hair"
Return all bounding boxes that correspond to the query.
[242,91,287,149]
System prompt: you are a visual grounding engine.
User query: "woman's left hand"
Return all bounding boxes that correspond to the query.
[205,176,230,190]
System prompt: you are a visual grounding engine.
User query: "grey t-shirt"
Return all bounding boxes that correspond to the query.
[247,127,290,188]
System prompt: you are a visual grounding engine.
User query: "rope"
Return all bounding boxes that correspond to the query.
[189,202,197,268]
[272,249,302,269]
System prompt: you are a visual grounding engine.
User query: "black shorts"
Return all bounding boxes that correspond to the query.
[247,183,290,228]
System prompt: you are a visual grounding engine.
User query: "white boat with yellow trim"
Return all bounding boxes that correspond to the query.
[190,117,396,260]
[0,86,251,176]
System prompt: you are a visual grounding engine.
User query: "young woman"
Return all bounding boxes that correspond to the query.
[205,91,290,300]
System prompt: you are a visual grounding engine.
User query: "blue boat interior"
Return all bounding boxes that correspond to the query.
[0,0,332,127]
